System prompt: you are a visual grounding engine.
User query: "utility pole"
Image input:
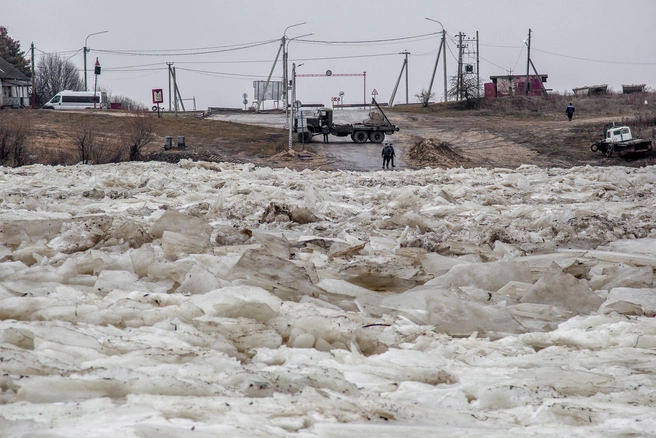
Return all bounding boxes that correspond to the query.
[476,31,480,100]
[167,62,173,112]
[525,28,532,95]
[457,32,465,100]
[402,50,410,104]
[171,66,185,114]
[388,52,409,107]
[31,42,35,109]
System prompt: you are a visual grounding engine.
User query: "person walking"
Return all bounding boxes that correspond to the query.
[566,103,575,121]
[382,143,393,169]
[322,124,330,143]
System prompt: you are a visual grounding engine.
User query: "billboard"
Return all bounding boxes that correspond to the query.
[253,81,283,101]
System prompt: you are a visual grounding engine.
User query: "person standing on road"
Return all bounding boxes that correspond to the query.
[382,143,393,169]
[322,124,330,143]
[566,103,575,121]
[388,141,396,168]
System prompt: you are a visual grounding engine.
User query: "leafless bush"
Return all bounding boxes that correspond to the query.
[92,135,127,164]
[0,110,33,167]
[415,88,435,107]
[70,115,99,164]
[123,112,156,160]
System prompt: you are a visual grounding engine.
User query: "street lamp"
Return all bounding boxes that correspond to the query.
[425,18,447,103]
[84,30,109,91]
[283,22,307,118]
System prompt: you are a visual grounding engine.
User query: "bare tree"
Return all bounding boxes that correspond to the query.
[415,88,436,107]
[71,116,97,164]
[447,75,483,107]
[124,112,156,161]
[35,54,83,107]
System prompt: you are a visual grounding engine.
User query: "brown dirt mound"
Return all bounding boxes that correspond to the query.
[408,138,473,168]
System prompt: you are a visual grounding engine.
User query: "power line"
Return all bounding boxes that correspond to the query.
[299,31,441,46]
[531,47,656,65]
[94,39,279,57]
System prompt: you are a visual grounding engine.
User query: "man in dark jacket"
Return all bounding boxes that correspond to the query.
[382,143,393,169]
[322,124,330,143]
[566,103,575,121]
[388,141,396,167]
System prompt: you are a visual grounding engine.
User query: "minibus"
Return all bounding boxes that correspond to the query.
[42,90,108,110]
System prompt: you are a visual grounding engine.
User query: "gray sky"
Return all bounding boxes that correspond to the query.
[5,0,656,109]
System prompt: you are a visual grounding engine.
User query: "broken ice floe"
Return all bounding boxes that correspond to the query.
[1,161,656,435]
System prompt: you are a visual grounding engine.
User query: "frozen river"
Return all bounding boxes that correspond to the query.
[1,160,656,436]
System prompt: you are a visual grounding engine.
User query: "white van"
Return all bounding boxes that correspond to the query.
[42,90,108,110]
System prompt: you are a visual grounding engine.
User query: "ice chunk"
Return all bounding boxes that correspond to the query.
[0,211,69,248]
[189,286,282,322]
[520,262,604,314]
[161,230,211,259]
[420,253,471,276]
[176,263,223,295]
[381,287,525,335]
[427,260,532,292]
[227,249,326,301]
[148,209,212,239]
[253,231,290,259]
[599,287,656,316]
[94,270,146,295]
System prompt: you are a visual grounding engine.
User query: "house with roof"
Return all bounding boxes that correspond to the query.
[485,74,549,98]
[0,56,31,108]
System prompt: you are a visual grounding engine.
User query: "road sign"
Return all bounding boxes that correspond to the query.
[371,89,378,96]
[152,89,163,104]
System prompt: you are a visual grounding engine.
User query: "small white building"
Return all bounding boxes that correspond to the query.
[0,56,31,108]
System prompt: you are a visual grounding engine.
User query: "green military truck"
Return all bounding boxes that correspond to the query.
[294,99,399,144]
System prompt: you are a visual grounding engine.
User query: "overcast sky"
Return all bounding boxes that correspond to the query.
[4,0,656,109]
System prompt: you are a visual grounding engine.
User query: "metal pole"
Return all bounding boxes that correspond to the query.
[283,35,288,116]
[363,71,366,105]
[457,33,464,100]
[525,29,531,95]
[443,29,447,102]
[83,30,108,91]
[83,46,87,91]
[167,63,172,111]
[289,62,295,150]
[31,42,35,109]
[401,50,410,104]
[282,22,306,116]
[476,31,480,100]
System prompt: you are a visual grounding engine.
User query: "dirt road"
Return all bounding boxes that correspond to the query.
[210,107,655,171]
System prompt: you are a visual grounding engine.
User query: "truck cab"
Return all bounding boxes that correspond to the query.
[606,126,633,143]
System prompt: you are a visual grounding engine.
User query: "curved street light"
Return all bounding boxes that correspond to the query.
[282,22,308,118]
[425,18,447,103]
[84,30,109,91]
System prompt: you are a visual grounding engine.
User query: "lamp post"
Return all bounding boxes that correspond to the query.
[283,22,307,119]
[84,30,108,91]
[425,18,447,103]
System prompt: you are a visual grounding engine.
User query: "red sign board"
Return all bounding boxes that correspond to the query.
[152,89,163,104]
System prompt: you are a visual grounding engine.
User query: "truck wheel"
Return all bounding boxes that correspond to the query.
[303,132,312,142]
[352,131,368,144]
[590,144,599,152]
[369,131,385,143]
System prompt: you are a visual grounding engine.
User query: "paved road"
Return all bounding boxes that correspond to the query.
[209,109,409,172]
